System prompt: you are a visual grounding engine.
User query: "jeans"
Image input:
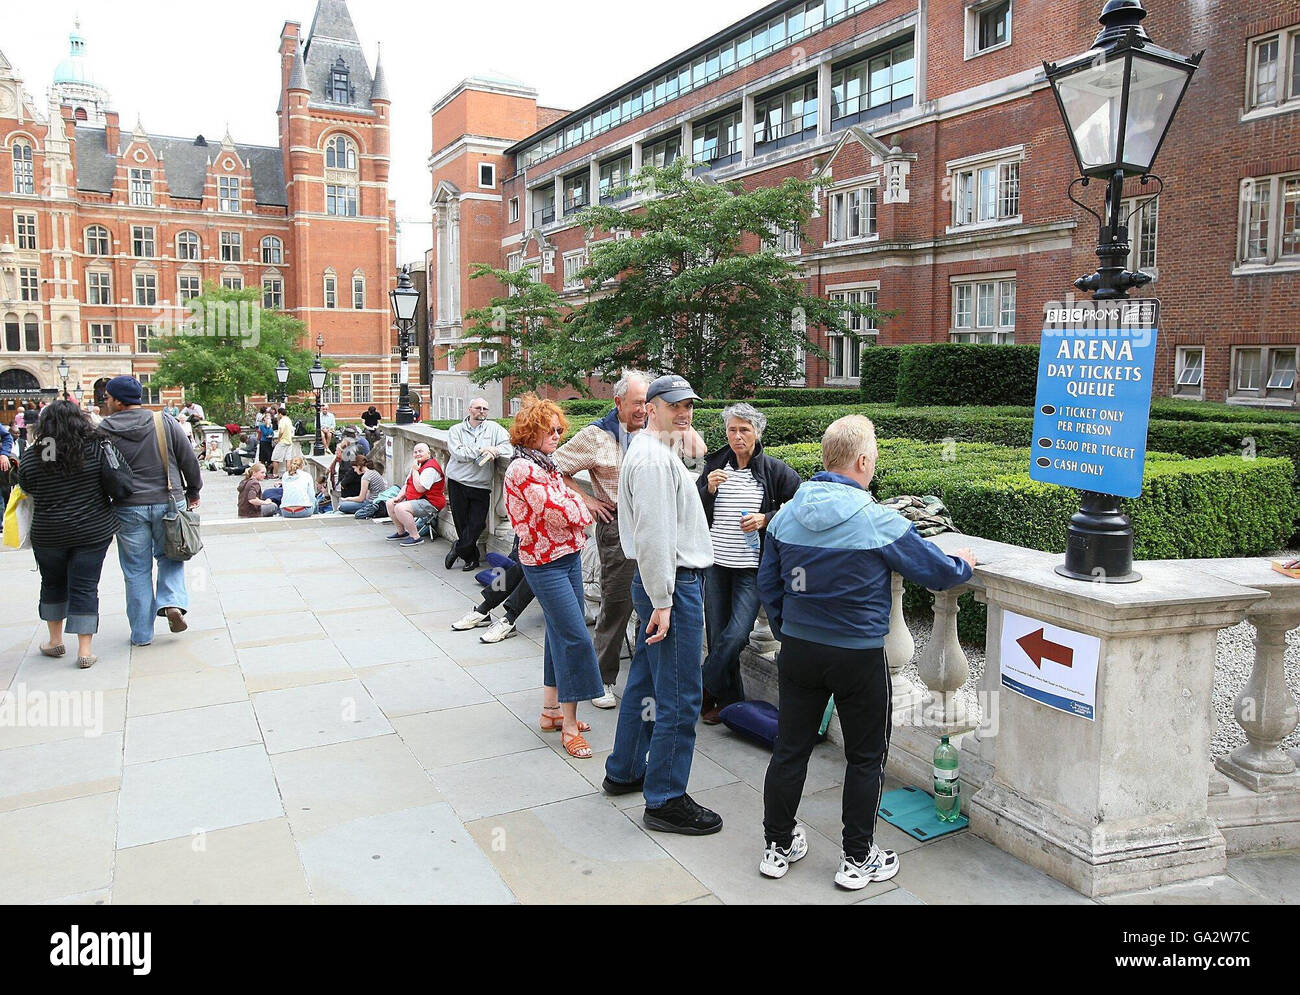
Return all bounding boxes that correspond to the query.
[763,636,891,861]
[280,506,313,519]
[702,565,761,708]
[338,499,374,516]
[261,487,283,504]
[447,478,490,563]
[520,551,604,703]
[594,516,637,686]
[32,541,112,634]
[605,567,705,808]
[476,561,535,622]
[115,504,189,645]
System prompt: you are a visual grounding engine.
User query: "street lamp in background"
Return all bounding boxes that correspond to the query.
[389,265,420,426]
[57,358,69,398]
[1043,0,1201,582]
[73,385,83,407]
[275,357,289,405]
[309,356,327,456]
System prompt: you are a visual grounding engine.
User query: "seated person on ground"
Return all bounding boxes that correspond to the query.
[279,456,316,518]
[238,463,279,518]
[387,443,445,547]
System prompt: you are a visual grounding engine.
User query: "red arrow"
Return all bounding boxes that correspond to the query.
[1017,628,1074,669]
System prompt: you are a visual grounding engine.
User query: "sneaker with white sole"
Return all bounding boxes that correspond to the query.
[759,825,808,879]
[452,610,492,631]
[591,684,618,709]
[834,844,899,889]
[479,618,517,643]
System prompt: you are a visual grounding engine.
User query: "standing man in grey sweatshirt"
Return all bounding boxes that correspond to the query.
[444,398,513,571]
[603,375,721,836]
[100,376,202,647]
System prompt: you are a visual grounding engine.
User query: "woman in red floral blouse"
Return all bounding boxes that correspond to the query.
[504,395,604,758]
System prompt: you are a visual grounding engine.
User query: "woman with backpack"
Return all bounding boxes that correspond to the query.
[17,401,123,669]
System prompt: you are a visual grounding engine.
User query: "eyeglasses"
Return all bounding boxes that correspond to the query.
[548,426,563,436]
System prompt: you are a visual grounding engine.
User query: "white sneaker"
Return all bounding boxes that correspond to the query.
[759,825,808,879]
[479,618,517,643]
[452,610,492,631]
[834,844,899,889]
[591,684,618,709]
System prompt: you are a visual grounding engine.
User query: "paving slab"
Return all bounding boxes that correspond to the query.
[0,733,123,812]
[894,831,1095,904]
[0,687,124,750]
[0,792,119,903]
[251,678,393,754]
[125,666,248,717]
[356,658,494,717]
[237,638,353,692]
[1225,852,1300,904]
[124,700,262,765]
[1104,874,1275,905]
[429,746,596,822]
[393,701,544,769]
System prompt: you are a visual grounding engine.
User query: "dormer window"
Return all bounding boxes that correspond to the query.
[331,58,352,103]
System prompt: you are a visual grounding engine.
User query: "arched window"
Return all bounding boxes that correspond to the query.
[325,135,358,171]
[11,141,34,194]
[330,58,351,103]
[176,230,200,261]
[85,225,110,256]
[323,269,337,309]
[3,313,19,351]
[74,107,88,122]
[351,271,365,310]
[261,236,283,265]
[22,314,39,351]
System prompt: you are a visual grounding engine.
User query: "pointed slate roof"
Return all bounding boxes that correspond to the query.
[371,46,390,103]
[287,41,307,91]
[302,0,375,111]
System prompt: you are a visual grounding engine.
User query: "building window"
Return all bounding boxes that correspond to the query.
[18,267,38,302]
[129,168,154,207]
[85,225,110,256]
[323,373,341,405]
[531,187,556,227]
[1239,173,1300,267]
[350,373,371,404]
[754,80,818,151]
[765,223,802,256]
[479,349,499,365]
[830,39,916,130]
[220,231,242,262]
[15,213,37,250]
[1248,26,1300,112]
[563,173,589,216]
[599,153,634,204]
[509,197,519,223]
[132,225,156,258]
[644,134,680,170]
[218,176,241,213]
[261,236,283,264]
[89,323,114,347]
[11,142,34,195]
[952,278,1016,343]
[262,277,283,310]
[2,314,16,351]
[562,250,587,290]
[479,163,496,188]
[176,231,200,260]
[951,155,1021,227]
[327,184,358,217]
[138,373,160,406]
[22,314,39,351]
[221,275,243,291]
[827,287,878,379]
[87,271,111,305]
[178,275,201,303]
[330,59,352,103]
[1233,346,1298,403]
[1173,347,1203,398]
[325,134,358,171]
[827,185,878,243]
[134,272,157,306]
[692,109,744,169]
[1123,197,1159,275]
[968,0,1012,57]
[324,274,337,309]
[352,274,365,310]
[135,323,158,353]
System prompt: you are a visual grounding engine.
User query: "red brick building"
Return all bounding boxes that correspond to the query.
[426,0,1300,408]
[0,0,399,418]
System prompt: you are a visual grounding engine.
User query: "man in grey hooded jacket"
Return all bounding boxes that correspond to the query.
[100,376,202,646]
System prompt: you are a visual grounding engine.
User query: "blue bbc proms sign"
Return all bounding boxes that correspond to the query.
[1029,299,1159,500]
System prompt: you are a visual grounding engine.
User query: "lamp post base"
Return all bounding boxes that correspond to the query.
[1057,490,1141,584]
[395,404,415,426]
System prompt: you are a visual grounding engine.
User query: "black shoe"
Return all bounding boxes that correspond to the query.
[461,560,481,572]
[643,793,723,836]
[444,549,459,569]
[602,774,644,796]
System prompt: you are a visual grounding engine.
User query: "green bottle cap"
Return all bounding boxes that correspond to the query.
[941,735,950,744]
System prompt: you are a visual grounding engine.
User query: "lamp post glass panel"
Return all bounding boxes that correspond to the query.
[1044,0,1200,583]
[390,266,420,426]
[275,356,289,405]
[310,358,327,456]
[57,358,69,397]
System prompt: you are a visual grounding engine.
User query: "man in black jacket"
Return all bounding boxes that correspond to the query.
[100,376,202,647]
[696,403,801,723]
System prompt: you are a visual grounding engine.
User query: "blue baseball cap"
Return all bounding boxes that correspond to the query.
[646,374,701,404]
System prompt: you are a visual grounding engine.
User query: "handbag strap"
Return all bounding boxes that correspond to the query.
[152,411,179,511]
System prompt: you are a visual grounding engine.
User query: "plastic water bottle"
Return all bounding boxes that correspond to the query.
[741,510,761,552]
[933,735,960,822]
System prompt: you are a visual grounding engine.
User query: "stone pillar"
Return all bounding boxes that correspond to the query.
[884,573,924,720]
[1216,611,1300,791]
[963,551,1265,897]
[916,587,974,734]
[817,60,833,138]
[741,92,756,161]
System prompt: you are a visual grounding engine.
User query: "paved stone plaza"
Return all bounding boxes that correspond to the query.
[1,469,1297,905]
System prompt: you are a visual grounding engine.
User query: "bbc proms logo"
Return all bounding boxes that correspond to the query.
[49,926,151,976]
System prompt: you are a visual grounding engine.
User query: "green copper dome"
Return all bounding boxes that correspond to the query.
[53,24,97,85]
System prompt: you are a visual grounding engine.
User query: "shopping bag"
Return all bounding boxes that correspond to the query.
[3,485,32,550]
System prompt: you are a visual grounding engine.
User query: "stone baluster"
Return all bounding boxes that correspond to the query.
[1215,611,1300,791]
[917,587,974,734]
[884,573,925,720]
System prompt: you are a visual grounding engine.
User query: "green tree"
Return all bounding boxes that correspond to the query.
[151,285,333,415]
[457,158,882,398]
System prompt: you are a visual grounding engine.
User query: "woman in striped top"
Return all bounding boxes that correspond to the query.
[17,401,122,669]
[696,403,801,721]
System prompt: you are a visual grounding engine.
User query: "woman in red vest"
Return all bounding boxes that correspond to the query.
[387,442,445,547]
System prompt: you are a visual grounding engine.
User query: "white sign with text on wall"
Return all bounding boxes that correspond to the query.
[999,610,1101,721]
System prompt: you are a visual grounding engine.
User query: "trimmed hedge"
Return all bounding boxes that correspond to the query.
[1149,397,1300,424]
[754,388,863,406]
[860,347,904,402]
[896,344,1040,407]
[558,397,780,418]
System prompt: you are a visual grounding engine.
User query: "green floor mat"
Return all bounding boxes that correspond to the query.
[878,786,969,841]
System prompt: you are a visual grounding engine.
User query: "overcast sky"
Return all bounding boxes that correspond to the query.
[11,0,762,264]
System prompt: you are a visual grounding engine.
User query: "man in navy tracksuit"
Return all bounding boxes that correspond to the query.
[756,415,975,890]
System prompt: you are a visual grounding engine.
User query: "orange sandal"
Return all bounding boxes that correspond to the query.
[562,731,593,758]
[540,708,589,733]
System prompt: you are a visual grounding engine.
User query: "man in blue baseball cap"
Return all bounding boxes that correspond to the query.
[100,375,202,646]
